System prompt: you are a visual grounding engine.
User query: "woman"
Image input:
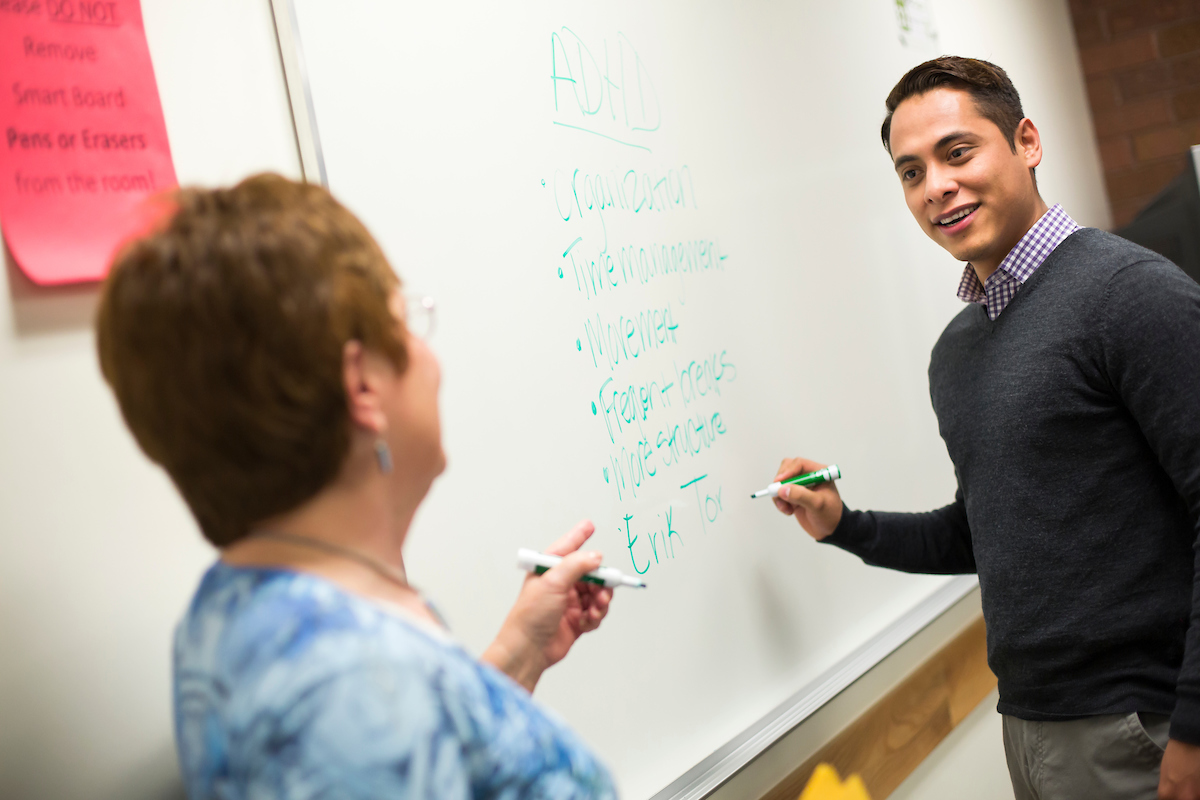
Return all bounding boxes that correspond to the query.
[96,174,617,798]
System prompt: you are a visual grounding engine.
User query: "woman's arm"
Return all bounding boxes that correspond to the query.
[481,520,613,692]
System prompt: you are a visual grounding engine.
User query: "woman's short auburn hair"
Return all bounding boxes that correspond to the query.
[97,173,405,547]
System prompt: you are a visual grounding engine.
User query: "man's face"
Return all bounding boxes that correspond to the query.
[888,88,1043,275]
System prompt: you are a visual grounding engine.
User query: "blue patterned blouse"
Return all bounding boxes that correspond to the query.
[173,562,617,799]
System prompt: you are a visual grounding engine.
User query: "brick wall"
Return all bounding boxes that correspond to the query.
[1069,0,1200,227]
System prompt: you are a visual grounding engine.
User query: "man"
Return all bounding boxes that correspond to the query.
[774,57,1200,799]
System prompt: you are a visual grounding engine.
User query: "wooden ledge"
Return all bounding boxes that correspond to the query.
[763,615,995,800]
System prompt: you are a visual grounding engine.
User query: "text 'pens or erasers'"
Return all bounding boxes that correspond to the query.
[751,464,842,499]
[516,549,647,588]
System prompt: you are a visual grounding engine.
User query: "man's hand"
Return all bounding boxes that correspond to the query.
[772,457,844,541]
[1160,739,1200,800]
[482,520,613,692]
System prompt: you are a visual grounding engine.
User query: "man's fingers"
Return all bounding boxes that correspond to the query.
[544,519,596,557]
[775,457,805,481]
[774,456,829,481]
[543,549,603,589]
[778,483,822,509]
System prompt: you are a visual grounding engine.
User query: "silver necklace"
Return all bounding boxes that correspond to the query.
[252,530,409,589]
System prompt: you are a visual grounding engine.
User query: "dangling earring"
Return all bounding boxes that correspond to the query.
[374,437,394,474]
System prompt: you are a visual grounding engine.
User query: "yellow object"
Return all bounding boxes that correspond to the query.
[798,764,872,800]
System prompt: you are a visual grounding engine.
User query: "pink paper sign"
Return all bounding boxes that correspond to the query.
[0,0,176,286]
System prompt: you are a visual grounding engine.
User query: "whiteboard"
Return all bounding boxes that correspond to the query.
[282,1,1099,796]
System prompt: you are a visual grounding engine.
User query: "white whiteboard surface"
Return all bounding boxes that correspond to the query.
[280,2,1107,797]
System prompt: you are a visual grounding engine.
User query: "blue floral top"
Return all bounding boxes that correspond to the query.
[173,562,616,799]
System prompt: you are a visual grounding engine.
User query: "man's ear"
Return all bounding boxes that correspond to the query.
[1015,117,1043,170]
[343,340,388,434]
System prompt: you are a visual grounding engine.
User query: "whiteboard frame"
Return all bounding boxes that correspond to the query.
[647,575,978,799]
[265,3,980,796]
[268,0,327,185]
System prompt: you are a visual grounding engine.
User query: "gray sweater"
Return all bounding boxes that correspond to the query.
[825,228,1200,743]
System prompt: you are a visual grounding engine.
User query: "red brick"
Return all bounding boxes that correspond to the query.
[1073,0,1133,11]
[1174,86,1200,118]
[1173,52,1200,84]
[1088,76,1120,111]
[1159,21,1200,57]
[1072,9,1108,47]
[1092,95,1173,136]
[1184,120,1200,146]
[1080,33,1158,75]
[1099,136,1135,170]
[1105,155,1190,201]
[1107,0,1187,36]
[1112,195,1152,227]
[1114,62,1174,100]
[1133,126,1192,159]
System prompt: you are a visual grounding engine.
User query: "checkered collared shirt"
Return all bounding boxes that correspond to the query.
[957,204,1081,320]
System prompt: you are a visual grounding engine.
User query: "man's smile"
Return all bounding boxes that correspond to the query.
[934,203,980,234]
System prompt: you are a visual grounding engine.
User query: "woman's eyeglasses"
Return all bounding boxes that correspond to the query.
[404,293,436,340]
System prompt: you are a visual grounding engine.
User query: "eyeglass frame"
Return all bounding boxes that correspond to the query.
[403,292,436,341]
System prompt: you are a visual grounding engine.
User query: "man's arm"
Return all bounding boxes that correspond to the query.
[1099,260,1200,751]
[826,492,976,574]
[773,457,976,574]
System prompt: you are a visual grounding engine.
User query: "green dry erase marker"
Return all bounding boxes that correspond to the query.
[516,548,647,588]
[751,464,841,499]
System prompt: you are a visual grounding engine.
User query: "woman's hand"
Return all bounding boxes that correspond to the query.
[482,520,613,692]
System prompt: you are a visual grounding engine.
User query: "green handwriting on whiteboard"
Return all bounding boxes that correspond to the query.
[621,478,723,578]
[682,474,723,534]
[551,28,661,147]
[582,303,680,372]
[595,350,736,440]
[599,351,737,501]
[551,166,697,224]
[622,510,681,576]
[567,237,725,303]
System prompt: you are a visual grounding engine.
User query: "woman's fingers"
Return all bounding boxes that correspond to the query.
[588,588,612,625]
[596,586,612,611]
[569,584,611,633]
[542,548,602,591]
[544,519,596,557]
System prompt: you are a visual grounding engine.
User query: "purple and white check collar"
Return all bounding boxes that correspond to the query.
[957,203,1080,320]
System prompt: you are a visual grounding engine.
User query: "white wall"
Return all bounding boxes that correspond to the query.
[0,3,298,798]
[890,690,1011,800]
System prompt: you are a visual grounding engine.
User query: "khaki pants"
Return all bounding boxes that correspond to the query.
[1003,712,1170,800]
